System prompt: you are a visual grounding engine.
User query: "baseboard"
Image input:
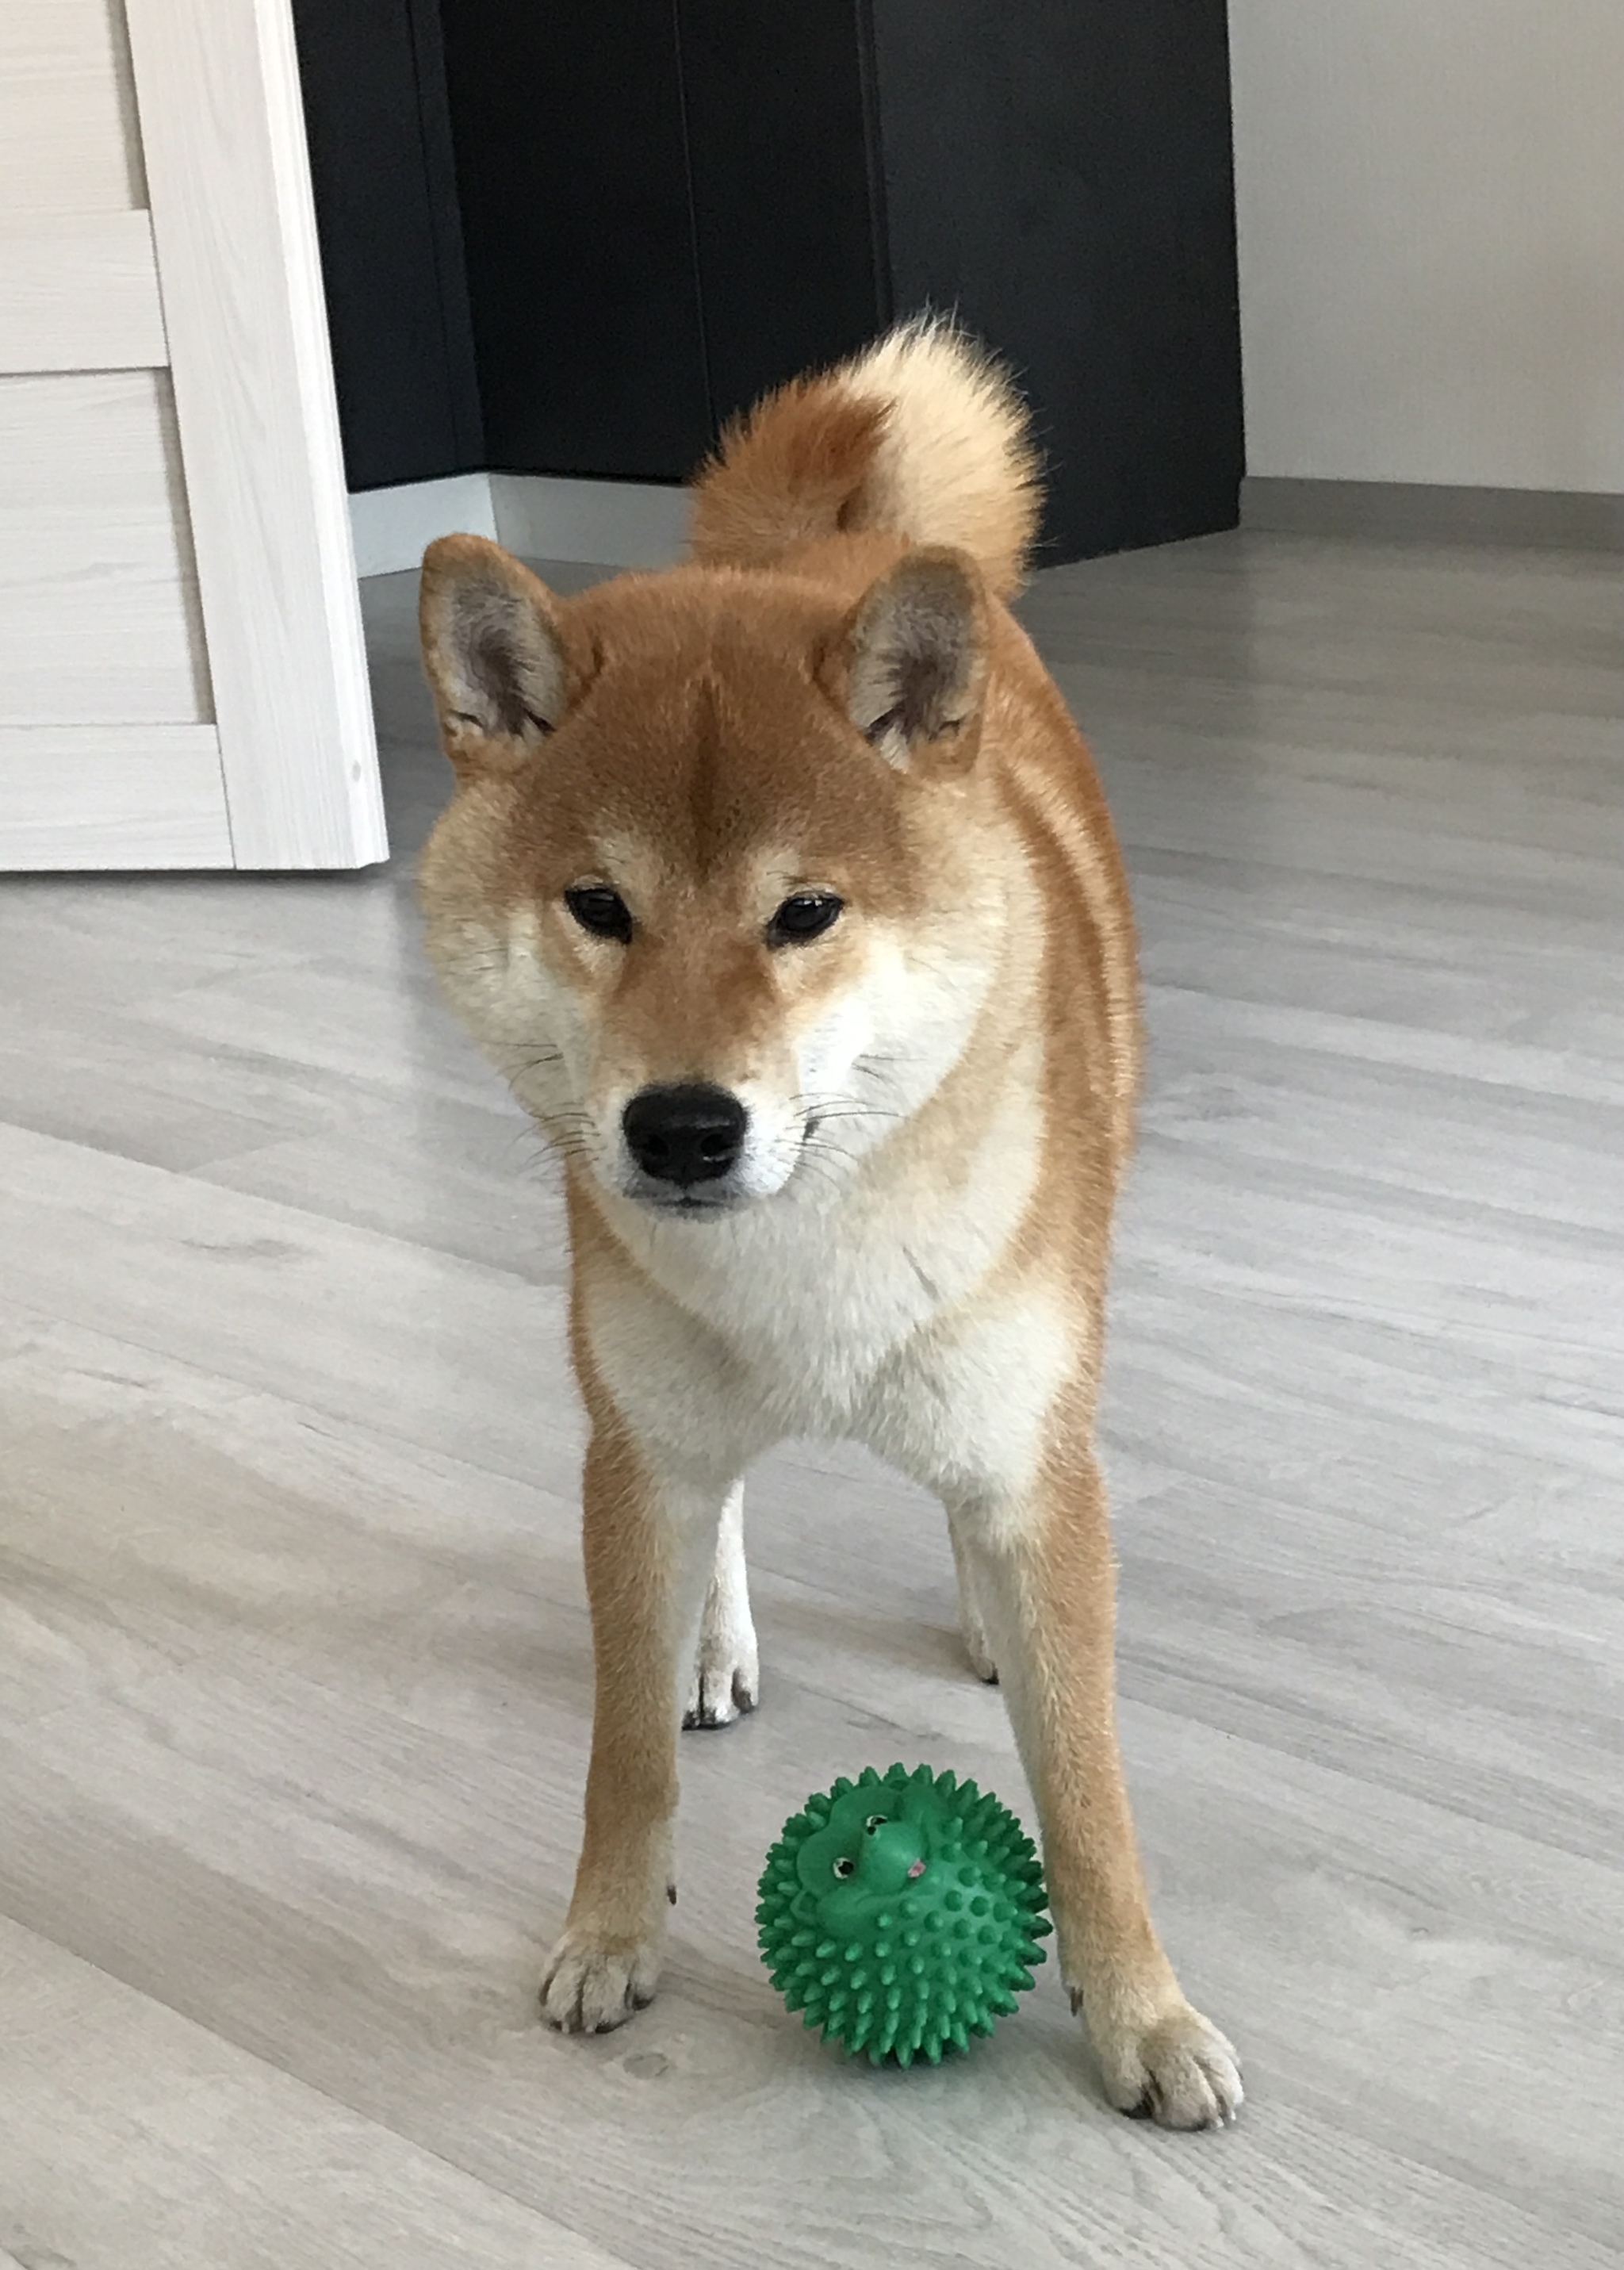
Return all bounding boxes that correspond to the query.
[347,473,497,577]
[348,472,688,577]
[1242,477,1624,550]
[355,470,1624,575]
[489,474,688,569]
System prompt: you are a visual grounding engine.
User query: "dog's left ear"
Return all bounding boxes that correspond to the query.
[837,547,987,773]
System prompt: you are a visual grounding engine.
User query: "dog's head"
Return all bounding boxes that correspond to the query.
[418,535,1008,1220]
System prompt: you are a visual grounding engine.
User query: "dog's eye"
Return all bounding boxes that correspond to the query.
[564,885,633,943]
[768,892,843,947]
[832,1854,857,1879]
[864,1814,887,1834]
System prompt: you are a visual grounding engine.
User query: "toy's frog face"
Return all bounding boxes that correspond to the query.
[795,1780,933,1931]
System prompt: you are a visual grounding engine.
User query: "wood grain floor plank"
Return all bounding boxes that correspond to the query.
[0,1301,1620,2261]
[0,1916,633,2270]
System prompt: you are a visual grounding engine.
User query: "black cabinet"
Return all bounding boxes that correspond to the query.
[289,0,484,492]
[442,0,715,483]
[871,1,1245,556]
[296,1,1243,562]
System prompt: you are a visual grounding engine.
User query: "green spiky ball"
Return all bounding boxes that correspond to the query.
[756,1762,1051,2066]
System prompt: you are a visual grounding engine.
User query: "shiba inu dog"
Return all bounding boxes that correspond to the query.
[418,320,1241,2127]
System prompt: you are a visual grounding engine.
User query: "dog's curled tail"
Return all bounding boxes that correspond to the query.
[688,316,1041,601]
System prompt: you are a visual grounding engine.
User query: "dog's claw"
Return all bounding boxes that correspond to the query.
[684,1648,759,1730]
[540,1930,661,2034]
[1097,2004,1243,2131]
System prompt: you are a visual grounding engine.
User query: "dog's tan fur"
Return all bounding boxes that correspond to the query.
[418,322,1241,2127]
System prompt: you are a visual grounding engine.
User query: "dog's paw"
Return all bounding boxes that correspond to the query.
[1095,2002,1243,2130]
[539,1928,661,2034]
[684,1617,760,1729]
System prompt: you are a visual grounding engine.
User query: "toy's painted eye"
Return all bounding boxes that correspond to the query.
[864,1814,887,1833]
[832,1854,857,1879]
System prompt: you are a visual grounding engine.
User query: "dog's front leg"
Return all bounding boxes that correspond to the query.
[684,1481,760,1728]
[540,1413,727,2033]
[957,1445,1243,2129]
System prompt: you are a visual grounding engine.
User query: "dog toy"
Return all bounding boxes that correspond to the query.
[756,1762,1051,2065]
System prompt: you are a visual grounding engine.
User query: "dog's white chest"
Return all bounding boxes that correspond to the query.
[680,1194,983,1421]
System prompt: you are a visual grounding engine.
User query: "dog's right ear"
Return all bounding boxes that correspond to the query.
[419,535,587,777]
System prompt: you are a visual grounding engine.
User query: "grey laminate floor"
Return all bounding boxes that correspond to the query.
[2,532,1622,2268]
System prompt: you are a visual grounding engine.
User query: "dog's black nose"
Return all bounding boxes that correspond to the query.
[622,1084,747,1188]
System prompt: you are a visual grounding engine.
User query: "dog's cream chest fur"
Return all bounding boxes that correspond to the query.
[581,1060,1071,1505]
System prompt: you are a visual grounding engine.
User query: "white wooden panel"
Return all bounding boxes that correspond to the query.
[0,213,167,374]
[0,725,230,868]
[0,372,209,726]
[124,0,386,870]
[0,0,145,214]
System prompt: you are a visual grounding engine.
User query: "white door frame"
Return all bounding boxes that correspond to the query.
[123,0,385,869]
